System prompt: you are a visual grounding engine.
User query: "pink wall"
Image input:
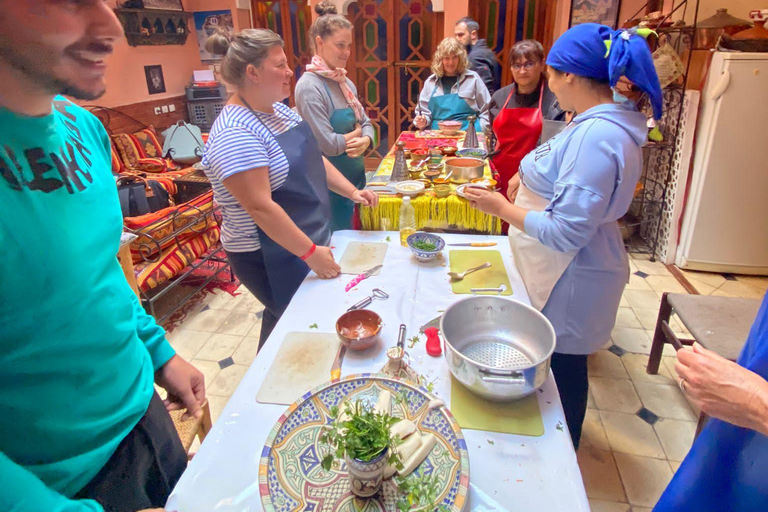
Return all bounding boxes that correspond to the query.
[93,0,248,108]
[443,0,470,38]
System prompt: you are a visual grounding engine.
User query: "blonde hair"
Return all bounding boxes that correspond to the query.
[310,0,353,52]
[431,38,469,78]
[205,28,284,87]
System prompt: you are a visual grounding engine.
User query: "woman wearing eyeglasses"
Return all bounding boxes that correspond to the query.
[490,40,566,199]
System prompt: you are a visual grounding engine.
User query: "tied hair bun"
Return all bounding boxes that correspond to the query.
[314,0,338,16]
[205,27,233,56]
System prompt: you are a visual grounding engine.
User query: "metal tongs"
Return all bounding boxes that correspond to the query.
[347,288,389,311]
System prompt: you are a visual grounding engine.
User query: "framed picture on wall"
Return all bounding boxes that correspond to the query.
[145,65,166,95]
[194,10,234,62]
[142,0,184,11]
[570,0,622,29]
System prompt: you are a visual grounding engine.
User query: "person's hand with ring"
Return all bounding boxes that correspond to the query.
[676,342,768,436]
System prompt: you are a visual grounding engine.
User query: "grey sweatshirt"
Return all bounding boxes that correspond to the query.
[295,72,375,157]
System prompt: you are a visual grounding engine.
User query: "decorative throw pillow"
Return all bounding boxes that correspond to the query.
[112,126,172,173]
[110,140,125,175]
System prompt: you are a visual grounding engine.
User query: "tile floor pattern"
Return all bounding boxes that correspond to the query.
[163,253,768,511]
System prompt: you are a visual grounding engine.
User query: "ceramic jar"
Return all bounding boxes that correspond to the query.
[345,448,389,497]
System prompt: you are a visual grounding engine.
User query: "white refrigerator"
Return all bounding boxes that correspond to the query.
[675,51,768,275]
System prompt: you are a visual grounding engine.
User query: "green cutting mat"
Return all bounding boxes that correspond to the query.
[449,250,512,295]
[450,376,544,436]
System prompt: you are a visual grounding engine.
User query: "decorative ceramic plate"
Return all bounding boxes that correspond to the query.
[259,374,470,512]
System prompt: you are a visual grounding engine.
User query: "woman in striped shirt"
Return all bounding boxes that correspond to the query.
[202,28,378,347]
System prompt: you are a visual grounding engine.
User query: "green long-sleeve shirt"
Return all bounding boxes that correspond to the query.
[0,97,176,511]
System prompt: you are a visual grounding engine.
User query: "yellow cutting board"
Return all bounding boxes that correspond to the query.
[449,376,544,436]
[256,332,341,405]
[449,250,512,295]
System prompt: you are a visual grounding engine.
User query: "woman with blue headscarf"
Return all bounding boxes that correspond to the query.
[465,23,662,448]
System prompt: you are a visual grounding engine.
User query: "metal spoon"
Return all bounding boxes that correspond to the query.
[447,262,491,281]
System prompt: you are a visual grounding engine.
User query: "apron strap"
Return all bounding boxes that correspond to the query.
[502,81,546,111]
[238,95,277,138]
[320,79,336,107]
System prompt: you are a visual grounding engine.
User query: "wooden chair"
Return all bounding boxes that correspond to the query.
[169,401,213,459]
[646,292,761,435]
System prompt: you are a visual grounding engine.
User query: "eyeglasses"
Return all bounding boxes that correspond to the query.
[512,61,539,71]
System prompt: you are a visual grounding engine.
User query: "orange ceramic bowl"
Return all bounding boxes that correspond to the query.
[336,309,383,351]
[441,145,458,156]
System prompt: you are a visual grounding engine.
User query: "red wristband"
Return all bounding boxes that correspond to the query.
[300,243,317,261]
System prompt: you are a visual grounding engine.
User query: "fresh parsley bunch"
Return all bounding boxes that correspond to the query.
[320,400,403,471]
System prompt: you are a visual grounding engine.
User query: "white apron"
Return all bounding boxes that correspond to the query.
[508,183,577,311]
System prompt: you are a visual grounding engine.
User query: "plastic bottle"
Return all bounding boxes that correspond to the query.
[399,196,416,246]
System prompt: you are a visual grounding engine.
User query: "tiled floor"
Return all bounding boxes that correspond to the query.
[162,253,768,510]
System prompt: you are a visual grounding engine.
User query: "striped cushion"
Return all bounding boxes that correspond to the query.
[125,191,214,264]
[133,223,221,291]
[112,126,177,173]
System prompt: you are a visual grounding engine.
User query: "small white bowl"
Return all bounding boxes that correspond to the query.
[394,180,426,197]
[455,183,487,199]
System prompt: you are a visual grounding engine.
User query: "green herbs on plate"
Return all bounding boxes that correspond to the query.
[320,400,403,471]
[396,470,450,512]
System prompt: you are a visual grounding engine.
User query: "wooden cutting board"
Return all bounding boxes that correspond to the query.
[339,242,388,276]
[256,332,341,405]
[449,250,513,295]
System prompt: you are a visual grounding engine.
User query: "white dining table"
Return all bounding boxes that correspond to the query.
[166,230,589,512]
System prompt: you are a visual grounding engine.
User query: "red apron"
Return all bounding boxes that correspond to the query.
[491,83,544,198]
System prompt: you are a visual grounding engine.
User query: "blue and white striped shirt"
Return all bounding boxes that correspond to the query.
[202,102,301,252]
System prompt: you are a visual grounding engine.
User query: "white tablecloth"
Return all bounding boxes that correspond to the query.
[167,231,589,512]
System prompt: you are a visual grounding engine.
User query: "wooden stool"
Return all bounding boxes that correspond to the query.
[646,292,761,435]
[169,400,213,459]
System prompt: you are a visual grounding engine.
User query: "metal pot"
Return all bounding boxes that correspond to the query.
[440,296,556,401]
[695,8,752,49]
[444,157,484,182]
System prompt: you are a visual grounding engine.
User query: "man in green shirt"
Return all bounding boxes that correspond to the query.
[0,1,205,511]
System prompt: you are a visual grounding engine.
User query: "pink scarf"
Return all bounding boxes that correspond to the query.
[306,55,365,122]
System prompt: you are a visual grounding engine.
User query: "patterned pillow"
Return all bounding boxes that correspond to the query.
[133,223,221,291]
[110,140,125,175]
[112,126,173,173]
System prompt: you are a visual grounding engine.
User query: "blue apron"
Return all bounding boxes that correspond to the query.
[654,291,768,512]
[428,78,481,132]
[321,80,366,232]
[250,115,332,313]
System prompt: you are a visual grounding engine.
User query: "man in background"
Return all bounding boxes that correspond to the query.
[0,0,203,511]
[455,16,502,95]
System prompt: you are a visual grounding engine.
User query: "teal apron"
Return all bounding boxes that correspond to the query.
[428,78,481,132]
[321,81,366,232]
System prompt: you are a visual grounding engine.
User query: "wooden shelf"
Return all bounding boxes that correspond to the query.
[115,8,192,46]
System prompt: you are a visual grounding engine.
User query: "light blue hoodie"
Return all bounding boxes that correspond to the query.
[518,101,648,354]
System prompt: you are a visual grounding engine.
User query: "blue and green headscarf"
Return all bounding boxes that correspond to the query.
[546,23,663,121]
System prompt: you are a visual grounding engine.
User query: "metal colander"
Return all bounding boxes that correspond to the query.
[440,296,556,401]
[460,338,535,370]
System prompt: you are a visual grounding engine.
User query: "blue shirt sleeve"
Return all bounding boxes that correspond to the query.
[523,127,622,253]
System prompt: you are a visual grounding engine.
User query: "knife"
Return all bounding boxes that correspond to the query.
[447,242,497,247]
[420,315,443,357]
[330,344,346,380]
[345,264,383,292]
